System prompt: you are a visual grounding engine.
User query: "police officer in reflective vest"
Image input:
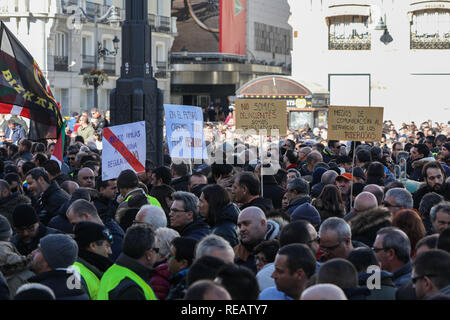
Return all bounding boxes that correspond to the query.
[73,221,114,300]
[97,225,158,300]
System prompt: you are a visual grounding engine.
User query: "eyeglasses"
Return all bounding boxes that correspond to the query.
[308,236,320,244]
[170,208,186,214]
[102,229,113,243]
[319,240,343,252]
[412,274,437,284]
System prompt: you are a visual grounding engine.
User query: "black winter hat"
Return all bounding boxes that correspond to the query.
[12,204,39,228]
[74,221,113,248]
[14,283,55,300]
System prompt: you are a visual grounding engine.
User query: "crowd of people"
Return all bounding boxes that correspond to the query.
[0,110,449,300]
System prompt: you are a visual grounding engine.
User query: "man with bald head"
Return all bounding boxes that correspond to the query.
[185,280,231,300]
[300,283,347,300]
[234,206,280,273]
[354,192,378,215]
[363,184,384,206]
[344,191,378,221]
[77,167,96,189]
[60,180,79,195]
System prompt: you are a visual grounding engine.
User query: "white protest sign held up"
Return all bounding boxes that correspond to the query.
[164,104,207,160]
[101,121,146,181]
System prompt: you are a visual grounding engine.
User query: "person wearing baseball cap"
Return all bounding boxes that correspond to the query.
[28,234,89,300]
[11,204,60,256]
[73,222,113,300]
[335,173,356,213]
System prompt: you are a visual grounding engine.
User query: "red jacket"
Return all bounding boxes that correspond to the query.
[150,262,171,300]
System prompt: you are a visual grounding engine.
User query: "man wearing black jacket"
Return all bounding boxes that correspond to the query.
[28,234,88,300]
[25,168,70,225]
[232,172,270,214]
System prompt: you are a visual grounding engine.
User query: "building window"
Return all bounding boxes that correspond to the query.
[255,22,292,55]
[411,10,450,49]
[55,33,68,71]
[328,16,370,50]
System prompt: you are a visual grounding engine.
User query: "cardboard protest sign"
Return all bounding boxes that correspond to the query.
[327,106,384,142]
[164,104,207,160]
[235,99,287,135]
[101,121,146,181]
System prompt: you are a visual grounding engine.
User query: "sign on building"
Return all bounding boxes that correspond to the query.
[164,104,207,160]
[327,106,384,142]
[101,121,146,181]
[235,99,287,135]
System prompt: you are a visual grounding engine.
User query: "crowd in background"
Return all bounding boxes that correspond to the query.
[0,110,448,300]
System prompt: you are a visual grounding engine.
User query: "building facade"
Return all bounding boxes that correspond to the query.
[289,0,450,127]
[170,0,293,110]
[0,0,177,117]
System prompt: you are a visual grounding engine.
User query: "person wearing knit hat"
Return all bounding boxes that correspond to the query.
[73,222,114,300]
[28,234,89,300]
[14,283,55,300]
[291,203,321,229]
[11,204,60,256]
[0,215,12,241]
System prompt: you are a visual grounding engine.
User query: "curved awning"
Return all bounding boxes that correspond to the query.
[236,76,325,99]
[409,1,450,12]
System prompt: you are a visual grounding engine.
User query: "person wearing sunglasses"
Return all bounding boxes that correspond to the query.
[412,249,450,299]
[73,221,114,300]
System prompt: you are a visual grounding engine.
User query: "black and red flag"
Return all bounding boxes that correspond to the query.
[0,21,63,140]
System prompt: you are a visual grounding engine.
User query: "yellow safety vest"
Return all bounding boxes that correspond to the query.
[96,264,157,300]
[125,194,162,209]
[73,261,100,300]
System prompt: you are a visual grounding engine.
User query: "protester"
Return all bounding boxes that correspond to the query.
[235,206,280,273]
[28,234,88,300]
[198,184,239,247]
[97,225,158,300]
[73,222,114,299]
[166,236,198,300]
[259,244,316,300]
[169,191,210,241]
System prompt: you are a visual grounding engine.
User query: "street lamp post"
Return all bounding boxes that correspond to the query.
[110,0,164,166]
[79,5,120,110]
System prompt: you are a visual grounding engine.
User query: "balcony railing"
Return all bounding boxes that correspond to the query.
[156,60,167,69]
[54,56,69,71]
[157,16,171,32]
[328,34,371,50]
[410,33,450,49]
[155,70,169,79]
[81,54,95,73]
[103,56,116,75]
